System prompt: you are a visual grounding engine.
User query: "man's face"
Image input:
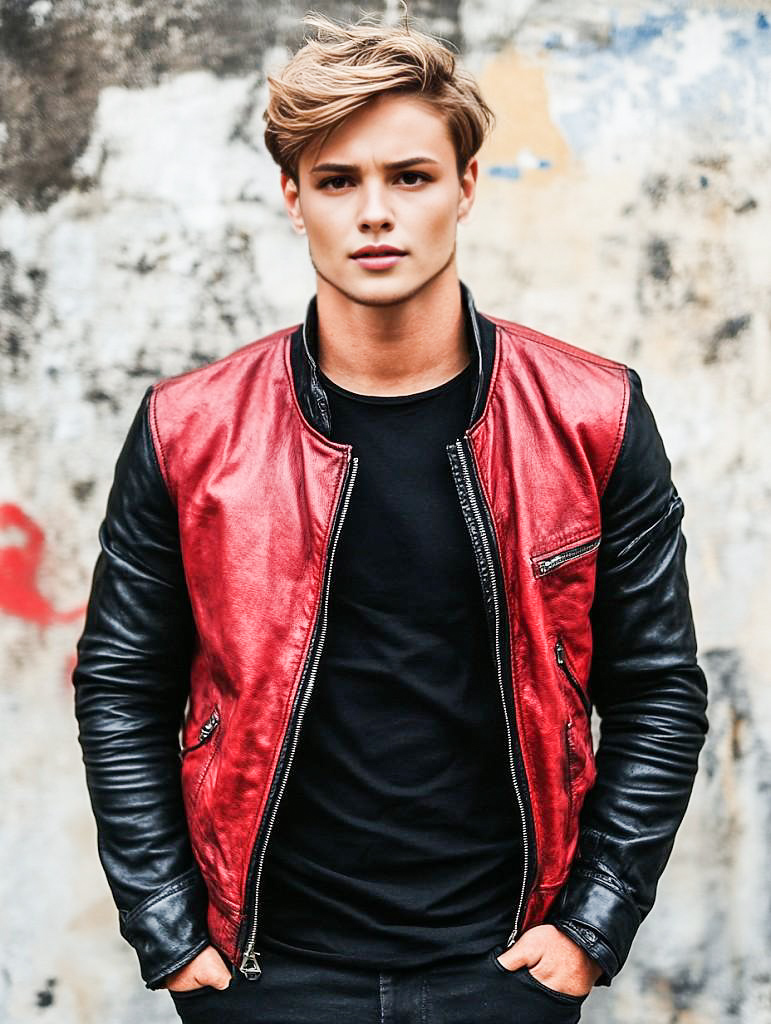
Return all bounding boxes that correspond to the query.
[281,92,478,307]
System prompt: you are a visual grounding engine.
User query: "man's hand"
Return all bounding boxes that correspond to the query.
[495,924,603,998]
[162,945,233,993]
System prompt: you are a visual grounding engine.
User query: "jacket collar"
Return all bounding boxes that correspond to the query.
[289,280,496,438]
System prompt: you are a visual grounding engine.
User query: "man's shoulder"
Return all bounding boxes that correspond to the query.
[153,321,299,399]
[481,312,627,374]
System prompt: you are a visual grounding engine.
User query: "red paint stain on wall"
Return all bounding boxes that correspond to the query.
[0,503,86,625]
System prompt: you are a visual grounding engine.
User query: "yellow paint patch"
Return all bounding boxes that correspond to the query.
[476,49,572,182]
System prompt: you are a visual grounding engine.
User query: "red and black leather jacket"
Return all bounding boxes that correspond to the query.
[72,281,708,990]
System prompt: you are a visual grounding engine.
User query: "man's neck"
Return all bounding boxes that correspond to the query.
[315,273,470,397]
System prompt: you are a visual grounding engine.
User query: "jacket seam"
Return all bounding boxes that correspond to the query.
[485,317,625,371]
[618,492,683,559]
[570,865,640,911]
[468,320,503,441]
[598,366,630,498]
[122,867,201,926]
[148,383,174,502]
[483,319,630,500]
[283,330,352,453]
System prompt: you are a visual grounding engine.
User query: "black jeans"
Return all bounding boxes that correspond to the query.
[167,943,588,1023]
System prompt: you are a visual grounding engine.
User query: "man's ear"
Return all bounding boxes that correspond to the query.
[457,157,478,225]
[281,172,306,235]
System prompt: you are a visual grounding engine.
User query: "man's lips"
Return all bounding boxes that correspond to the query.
[351,247,407,270]
[351,247,406,258]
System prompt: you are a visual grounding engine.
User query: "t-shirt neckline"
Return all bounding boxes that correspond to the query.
[318,361,472,406]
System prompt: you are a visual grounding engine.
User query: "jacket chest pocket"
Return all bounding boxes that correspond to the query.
[530,533,600,580]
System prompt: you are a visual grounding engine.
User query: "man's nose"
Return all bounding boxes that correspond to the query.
[357,182,394,232]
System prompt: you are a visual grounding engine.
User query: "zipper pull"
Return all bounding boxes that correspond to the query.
[555,638,565,665]
[239,944,262,980]
[198,708,220,742]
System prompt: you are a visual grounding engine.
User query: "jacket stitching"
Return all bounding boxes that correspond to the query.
[618,493,683,559]
[148,384,175,501]
[123,867,201,925]
[282,331,351,453]
[483,320,629,503]
[468,321,503,441]
[598,366,630,498]
[571,864,638,908]
[486,317,625,371]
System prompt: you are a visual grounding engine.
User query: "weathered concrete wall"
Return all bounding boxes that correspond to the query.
[1,2,768,1021]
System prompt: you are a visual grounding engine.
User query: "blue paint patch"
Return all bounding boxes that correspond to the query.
[544,32,563,49]
[488,166,522,180]
[610,12,687,55]
[544,9,770,156]
[700,176,709,188]
[487,158,554,181]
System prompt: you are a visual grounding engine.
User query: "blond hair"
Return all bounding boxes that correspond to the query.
[263,9,495,182]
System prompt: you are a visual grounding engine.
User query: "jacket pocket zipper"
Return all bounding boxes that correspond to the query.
[563,721,574,828]
[533,536,600,578]
[554,638,591,720]
[180,707,220,757]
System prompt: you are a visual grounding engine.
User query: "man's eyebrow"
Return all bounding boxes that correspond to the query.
[309,156,441,174]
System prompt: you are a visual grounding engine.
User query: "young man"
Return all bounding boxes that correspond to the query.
[72,12,708,1023]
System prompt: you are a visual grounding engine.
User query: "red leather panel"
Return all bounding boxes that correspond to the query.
[469,319,628,926]
[150,328,351,954]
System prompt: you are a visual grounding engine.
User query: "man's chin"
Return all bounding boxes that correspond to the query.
[314,261,453,308]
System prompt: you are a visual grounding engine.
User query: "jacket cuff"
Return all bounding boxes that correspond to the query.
[118,866,211,989]
[547,868,640,987]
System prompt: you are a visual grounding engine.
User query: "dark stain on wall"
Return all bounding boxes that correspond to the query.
[83,386,120,414]
[72,479,96,503]
[0,248,46,372]
[646,237,673,283]
[642,173,669,208]
[703,314,751,365]
[0,1,462,211]
[34,976,57,1008]
[734,196,758,214]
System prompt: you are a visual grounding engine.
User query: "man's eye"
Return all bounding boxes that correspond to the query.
[319,172,431,190]
[400,172,429,185]
[321,176,352,190]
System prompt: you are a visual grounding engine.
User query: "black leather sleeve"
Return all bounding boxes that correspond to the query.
[547,367,709,985]
[72,385,211,989]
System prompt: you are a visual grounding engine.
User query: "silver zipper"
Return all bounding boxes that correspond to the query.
[534,537,600,577]
[449,438,530,948]
[239,455,359,979]
[179,707,220,757]
[555,637,592,719]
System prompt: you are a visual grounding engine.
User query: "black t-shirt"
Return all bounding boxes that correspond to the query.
[258,359,522,967]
